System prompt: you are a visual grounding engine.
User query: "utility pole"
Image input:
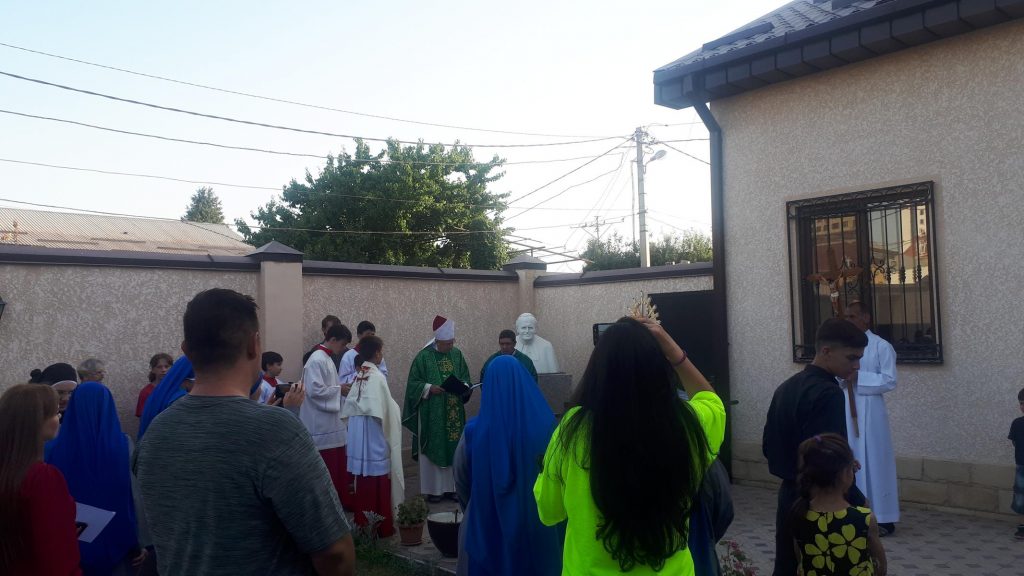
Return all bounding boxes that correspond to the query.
[630,162,636,248]
[572,215,624,243]
[635,126,651,267]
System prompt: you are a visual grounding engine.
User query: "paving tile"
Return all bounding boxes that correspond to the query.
[724,484,1024,575]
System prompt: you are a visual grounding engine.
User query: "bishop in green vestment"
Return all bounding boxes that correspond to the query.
[402,315,472,499]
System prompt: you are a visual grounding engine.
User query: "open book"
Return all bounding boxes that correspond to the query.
[441,375,481,396]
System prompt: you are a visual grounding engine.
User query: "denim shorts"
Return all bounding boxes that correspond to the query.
[1013,465,1024,515]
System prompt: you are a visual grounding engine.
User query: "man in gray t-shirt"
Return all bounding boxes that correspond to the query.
[134,288,354,576]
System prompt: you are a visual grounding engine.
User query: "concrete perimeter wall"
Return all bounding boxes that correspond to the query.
[0,245,709,442]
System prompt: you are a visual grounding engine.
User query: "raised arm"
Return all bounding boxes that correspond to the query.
[639,318,714,398]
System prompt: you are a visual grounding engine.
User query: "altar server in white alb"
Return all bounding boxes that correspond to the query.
[843,301,900,535]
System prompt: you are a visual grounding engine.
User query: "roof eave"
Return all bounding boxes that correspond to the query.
[654,0,1023,106]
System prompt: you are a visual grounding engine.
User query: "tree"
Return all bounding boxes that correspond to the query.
[649,231,713,265]
[580,233,640,271]
[236,139,511,269]
[581,230,712,271]
[182,187,225,224]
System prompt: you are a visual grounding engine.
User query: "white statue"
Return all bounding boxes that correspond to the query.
[514,313,560,374]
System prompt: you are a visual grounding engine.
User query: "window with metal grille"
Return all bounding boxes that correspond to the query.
[787,182,942,363]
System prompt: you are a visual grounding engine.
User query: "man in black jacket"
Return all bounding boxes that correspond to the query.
[763,318,867,576]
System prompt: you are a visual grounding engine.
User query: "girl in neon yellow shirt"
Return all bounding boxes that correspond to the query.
[534,317,726,575]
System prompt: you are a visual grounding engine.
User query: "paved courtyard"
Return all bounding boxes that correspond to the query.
[726,483,1024,575]
[389,482,1024,575]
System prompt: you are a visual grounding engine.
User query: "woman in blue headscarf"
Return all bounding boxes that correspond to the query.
[138,356,193,440]
[454,355,562,576]
[47,381,143,575]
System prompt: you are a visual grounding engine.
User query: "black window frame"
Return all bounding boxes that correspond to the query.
[787,181,943,364]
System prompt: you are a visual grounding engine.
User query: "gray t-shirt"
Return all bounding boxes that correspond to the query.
[133,395,350,576]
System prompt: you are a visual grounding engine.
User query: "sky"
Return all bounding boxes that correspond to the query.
[0,0,787,271]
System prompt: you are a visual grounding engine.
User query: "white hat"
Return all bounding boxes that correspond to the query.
[432,315,455,341]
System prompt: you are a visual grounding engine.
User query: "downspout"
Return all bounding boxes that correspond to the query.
[691,101,732,473]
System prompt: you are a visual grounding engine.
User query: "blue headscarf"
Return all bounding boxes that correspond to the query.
[46,382,138,574]
[138,355,193,440]
[463,355,562,576]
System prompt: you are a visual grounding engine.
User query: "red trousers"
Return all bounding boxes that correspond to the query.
[319,447,356,511]
[351,474,395,538]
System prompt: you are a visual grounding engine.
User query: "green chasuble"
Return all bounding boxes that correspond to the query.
[402,346,472,467]
[479,350,538,383]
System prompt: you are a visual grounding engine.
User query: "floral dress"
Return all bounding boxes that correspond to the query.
[794,506,875,576]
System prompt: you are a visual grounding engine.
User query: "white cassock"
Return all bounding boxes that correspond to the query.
[843,329,899,523]
[300,349,346,451]
[516,336,560,374]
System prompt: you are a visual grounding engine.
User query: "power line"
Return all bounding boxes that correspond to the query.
[562,153,630,249]
[0,113,628,166]
[504,138,631,207]
[0,70,627,149]
[0,157,280,191]
[651,139,710,166]
[0,41,609,140]
[0,156,633,213]
[505,152,626,221]
[0,196,591,237]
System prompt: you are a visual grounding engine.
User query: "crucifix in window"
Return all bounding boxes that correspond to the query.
[806,246,863,318]
[807,245,864,436]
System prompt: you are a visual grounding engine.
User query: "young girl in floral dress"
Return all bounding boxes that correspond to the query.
[789,433,887,576]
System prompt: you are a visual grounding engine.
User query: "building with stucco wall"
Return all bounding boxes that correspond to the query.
[655,0,1024,514]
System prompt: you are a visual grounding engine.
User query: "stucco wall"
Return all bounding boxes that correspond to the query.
[302,275,521,418]
[712,19,1024,466]
[0,264,258,437]
[535,275,714,386]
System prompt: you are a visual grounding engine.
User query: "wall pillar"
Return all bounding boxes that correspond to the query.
[248,242,305,381]
[503,255,547,317]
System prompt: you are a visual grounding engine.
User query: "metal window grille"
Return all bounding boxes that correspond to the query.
[787,182,942,363]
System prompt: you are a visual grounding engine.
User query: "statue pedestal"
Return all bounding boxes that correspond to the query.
[537,373,573,417]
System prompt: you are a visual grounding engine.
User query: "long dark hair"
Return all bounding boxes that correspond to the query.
[0,384,59,570]
[787,433,855,533]
[555,317,711,571]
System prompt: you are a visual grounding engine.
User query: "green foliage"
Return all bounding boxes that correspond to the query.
[354,537,432,576]
[396,495,429,526]
[182,187,225,224]
[236,139,511,269]
[581,230,712,271]
[649,230,713,265]
[581,233,640,271]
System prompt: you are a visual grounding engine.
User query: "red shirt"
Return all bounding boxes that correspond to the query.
[136,382,156,417]
[262,375,280,387]
[14,462,82,576]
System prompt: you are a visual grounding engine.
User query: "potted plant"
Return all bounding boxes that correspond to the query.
[426,509,462,558]
[396,496,429,546]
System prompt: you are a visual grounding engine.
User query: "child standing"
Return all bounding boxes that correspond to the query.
[789,433,886,576]
[1009,388,1024,539]
[254,352,284,404]
[136,353,172,418]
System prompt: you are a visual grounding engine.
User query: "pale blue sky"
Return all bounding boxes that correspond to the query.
[0,0,785,270]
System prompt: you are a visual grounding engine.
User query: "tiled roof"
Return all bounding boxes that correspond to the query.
[653,0,1024,106]
[0,207,252,256]
[656,0,894,76]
